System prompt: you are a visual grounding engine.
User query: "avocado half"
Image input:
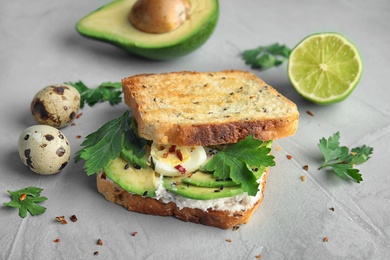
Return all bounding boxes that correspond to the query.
[76,0,219,60]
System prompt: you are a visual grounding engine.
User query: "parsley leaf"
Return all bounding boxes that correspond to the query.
[318,132,373,183]
[3,187,47,218]
[75,111,148,175]
[75,111,129,175]
[120,118,149,168]
[201,136,275,196]
[243,43,291,71]
[65,81,122,108]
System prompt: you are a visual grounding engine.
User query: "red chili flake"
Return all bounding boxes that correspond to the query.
[158,145,165,151]
[53,238,61,243]
[101,172,106,180]
[70,215,78,222]
[174,165,186,174]
[76,135,82,139]
[176,149,183,161]
[19,193,27,201]
[71,123,76,126]
[255,255,262,259]
[287,155,293,160]
[131,232,138,237]
[76,113,83,119]
[55,216,68,225]
[168,145,176,154]
[323,236,329,242]
[226,239,232,243]
[97,239,103,246]
[303,165,309,171]
[306,110,314,116]
[94,251,99,256]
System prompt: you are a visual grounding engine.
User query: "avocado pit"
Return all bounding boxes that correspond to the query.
[128,0,191,34]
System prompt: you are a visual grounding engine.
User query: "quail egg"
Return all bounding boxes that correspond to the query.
[31,84,80,128]
[18,125,71,175]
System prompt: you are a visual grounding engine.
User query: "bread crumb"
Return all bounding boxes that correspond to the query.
[323,236,329,242]
[329,207,335,211]
[275,146,281,151]
[255,255,262,259]
[301,176,306,182]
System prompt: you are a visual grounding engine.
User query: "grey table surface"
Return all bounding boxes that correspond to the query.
[1,0,389,259]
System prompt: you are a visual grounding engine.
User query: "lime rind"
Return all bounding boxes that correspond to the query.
[288,32,363,105]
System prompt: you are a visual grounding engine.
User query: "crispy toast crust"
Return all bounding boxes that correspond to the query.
[122,70,299,146]
[96,171,268,229]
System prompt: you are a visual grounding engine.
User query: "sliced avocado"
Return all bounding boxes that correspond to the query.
[163,176,243,200]
[104,156,158,197]
[182,171,238,188]
[76,0,219,60]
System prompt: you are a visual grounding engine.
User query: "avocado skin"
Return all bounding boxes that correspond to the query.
[76,0,219,60]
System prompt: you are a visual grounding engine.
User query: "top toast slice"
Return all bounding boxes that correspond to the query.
[122,70,299,146]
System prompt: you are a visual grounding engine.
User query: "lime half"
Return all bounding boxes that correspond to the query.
[288,32,363,105]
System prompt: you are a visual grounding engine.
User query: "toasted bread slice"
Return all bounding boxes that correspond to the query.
[122,70,299,146]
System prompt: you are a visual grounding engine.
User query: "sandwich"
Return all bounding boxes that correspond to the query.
[76,70,299,229]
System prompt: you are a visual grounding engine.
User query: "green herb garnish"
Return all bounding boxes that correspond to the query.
[75,111,148,175]
[3,187,48,218]
[200,135,275,196]
[243,43,291,71]
[65,81,122,108]
[318,132,373,183]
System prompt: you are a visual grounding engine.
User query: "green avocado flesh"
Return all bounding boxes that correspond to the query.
[76,0,219,60]
[163,173,244,200]
[104,156,158,197]
[182,171,237,188]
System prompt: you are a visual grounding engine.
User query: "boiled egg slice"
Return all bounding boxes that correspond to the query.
[150,143,207,176]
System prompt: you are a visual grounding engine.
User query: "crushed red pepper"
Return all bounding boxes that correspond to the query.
[19,193,27,201]
[176,149,183,161]
[174,165,186,174]
[55,216,68,224]
[70,215,78,222]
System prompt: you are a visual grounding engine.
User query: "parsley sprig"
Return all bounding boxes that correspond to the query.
[3,187,48,218]
[65,81,122,108]
[75,111,147,175]
[201,136,275,196]
[243,43,291,71]
[318,132,373,183]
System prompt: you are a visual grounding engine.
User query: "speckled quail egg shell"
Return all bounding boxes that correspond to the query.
[31,84,80,128]
[18,125,71,175]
